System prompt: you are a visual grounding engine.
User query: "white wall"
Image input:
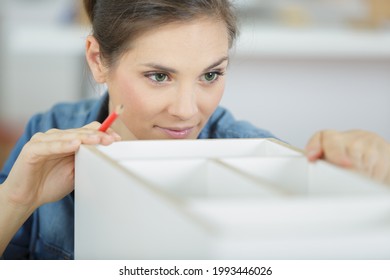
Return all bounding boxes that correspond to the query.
[0,24,89,122]
[220,25,390,149]
[222,57,390,149]
[0,0,88,123]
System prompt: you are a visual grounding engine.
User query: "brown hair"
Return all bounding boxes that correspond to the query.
[83,0,238,67]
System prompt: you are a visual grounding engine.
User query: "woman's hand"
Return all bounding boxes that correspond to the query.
[2,122,121,212]
[305,130,390,185]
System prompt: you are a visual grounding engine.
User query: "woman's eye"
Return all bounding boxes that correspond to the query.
[202,72,219,82]
[148,73,168,82]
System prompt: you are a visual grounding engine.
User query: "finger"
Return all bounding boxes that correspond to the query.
[321,130,353,168]
[31,132,111,146]
[362,146,378,177]
[362,135,390,183]
[385,145,390,185]
[345,132,366,171]
[37,121,106,138]
[305,131,324,161]
[372,157,388,184]
[82,121,101,130]
[44,122,100,135]
[30,128,118,145]
[21,139,82,164]
[347,131,383,174]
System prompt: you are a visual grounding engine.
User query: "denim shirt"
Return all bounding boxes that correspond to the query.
[0,93,275,259]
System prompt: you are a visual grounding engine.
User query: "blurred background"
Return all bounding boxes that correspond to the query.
[0,0,389,168]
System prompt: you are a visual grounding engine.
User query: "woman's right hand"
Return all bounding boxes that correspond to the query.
[305,130,390,186]
[2,122,121,213]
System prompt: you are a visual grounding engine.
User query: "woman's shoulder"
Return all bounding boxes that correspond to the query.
[27,96,105,132]
[200,107,276,139]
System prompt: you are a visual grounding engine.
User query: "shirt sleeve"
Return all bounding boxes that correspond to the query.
[0,114,44,259]
[0,113,44,184]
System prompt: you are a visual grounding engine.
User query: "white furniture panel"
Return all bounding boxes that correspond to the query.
[74,139,390,259]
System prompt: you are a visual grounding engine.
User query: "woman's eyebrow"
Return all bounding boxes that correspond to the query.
[140,56,229,74]
[141,63,177,74]
[203,56,229,72]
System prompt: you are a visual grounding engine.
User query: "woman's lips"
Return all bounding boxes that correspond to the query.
[156,126,194,139]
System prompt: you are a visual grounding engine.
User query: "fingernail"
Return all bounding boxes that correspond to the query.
[306,149,319,160]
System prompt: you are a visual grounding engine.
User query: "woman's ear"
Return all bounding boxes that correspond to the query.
[85,35,108,83]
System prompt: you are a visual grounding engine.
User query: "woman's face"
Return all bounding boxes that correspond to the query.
[102,18,229,140]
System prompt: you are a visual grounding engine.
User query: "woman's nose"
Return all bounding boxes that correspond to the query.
[167,87,199,121]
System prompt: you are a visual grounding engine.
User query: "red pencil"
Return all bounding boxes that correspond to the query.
[98,104,124,132]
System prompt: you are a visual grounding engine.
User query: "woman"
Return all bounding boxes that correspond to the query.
[0,0,389,259]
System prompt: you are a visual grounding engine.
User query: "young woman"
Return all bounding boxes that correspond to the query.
[0,0,389,259]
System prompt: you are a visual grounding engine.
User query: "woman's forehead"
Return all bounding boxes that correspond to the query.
[115,19,229,72]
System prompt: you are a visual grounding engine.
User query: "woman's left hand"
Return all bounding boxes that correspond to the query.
[305,130,390,186]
